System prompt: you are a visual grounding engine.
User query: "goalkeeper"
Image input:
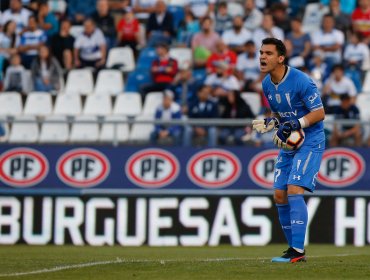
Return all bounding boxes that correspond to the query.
[253,38,325,263]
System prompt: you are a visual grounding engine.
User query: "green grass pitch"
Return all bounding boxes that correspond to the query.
[0,245,369,279]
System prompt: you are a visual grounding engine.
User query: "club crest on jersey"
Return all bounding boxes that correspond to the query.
[275,94,281,103]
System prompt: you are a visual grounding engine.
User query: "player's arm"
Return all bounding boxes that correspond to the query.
[299,108,325,128]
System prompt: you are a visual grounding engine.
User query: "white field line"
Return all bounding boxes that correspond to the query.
[0,254,363,278]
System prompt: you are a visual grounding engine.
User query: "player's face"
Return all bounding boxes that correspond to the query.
[259,44,284,73]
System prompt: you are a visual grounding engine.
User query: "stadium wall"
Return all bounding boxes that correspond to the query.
[0,145,369,246]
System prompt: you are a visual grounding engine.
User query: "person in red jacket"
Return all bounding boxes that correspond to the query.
[206,39,237,74]
[352,0,370,44]
[140,42,178,100]
[116,7,140,53]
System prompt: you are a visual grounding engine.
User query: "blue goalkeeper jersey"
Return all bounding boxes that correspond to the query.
[262,66,325,148]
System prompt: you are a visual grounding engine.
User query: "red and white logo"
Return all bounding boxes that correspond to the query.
[126,149,179,188]
[57,148,110,188]
[0,148,49,187]
[248,149,279,189]
[318,148,365,188]
[187,149,241,189]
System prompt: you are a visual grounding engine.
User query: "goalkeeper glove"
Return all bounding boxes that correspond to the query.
[252,117,280,134]
[273,119,301,148]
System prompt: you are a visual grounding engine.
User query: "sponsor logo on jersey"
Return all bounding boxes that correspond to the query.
[0,148,49,187]
[318,148,365,188]
[187,149,241,188]
[248,149,279,189]
[126,149,179,188]
[57,148,110,188]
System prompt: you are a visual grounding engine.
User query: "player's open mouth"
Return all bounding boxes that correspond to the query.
[260,61,267,67]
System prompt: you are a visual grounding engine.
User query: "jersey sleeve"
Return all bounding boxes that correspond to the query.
[299,74,323,112]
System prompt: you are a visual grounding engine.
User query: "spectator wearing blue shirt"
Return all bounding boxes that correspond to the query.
[68,0,97,25]
[150,90,183,146]
[37,2,59,39]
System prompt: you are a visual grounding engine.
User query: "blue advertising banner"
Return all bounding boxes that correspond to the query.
[0,145,368,195]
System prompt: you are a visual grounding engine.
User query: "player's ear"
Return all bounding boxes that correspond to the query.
[278,55,285,64]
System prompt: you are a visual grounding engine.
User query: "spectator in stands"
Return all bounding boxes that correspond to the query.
[3,53,28,93]
[91,0,116,51]
[0,20,17,75]
[235,40,260,92]
[328,0,351,33]
[285,17,311,65]
[252,13,284,48]
[206,39,236,74]
[140,42,178,100]
[214,1,232,35]
[311,13,344,66]
[330,93,362,147]
[270,3,291,34]
[321,0,356,15]
[184,85,218,147]
[50,18,74,71]
[74,18,106,69]
[132,0,157,21]
[30,45,63,92]
[219,91,255,145]
[322,64,357,113]
[243,0,263,32]
[116,7,140,53]
[222,15,252,55]
[0,0,32,34]
[150,90,183,146]
[351,0,370,45]
[17,15,47,69]
[146,0,175,47]
[37,2,59,39]
[177,10,200,47]
[185,0,215,19]
[68,0,97,25]
[191,16,220,68]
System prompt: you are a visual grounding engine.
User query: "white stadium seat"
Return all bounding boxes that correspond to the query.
[99,115,130,143]
[0,92,23,116]
[65,69,94,95]
[9,115,39,143]
[142,92,163,115]
[129,114,154,142]
[94,69,124,95]
[39,115,69,143]
[54,94,82,116]
[48,0,67,14]
[241,92,262,116]
[83,94,112,116]
[23,93,53,116]
[227,2,244,17]
[362,71,370,93]
[169,47,192,70]
[70,115,99,142]
[106,47,135,72]
[113,93,142,116]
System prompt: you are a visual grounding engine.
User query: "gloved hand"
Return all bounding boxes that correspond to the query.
[252,117,279,134]
[273,119,301,149]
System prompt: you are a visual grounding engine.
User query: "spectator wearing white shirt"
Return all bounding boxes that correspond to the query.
[0,0,31,34]
[236,40,260,92]
[344,32,370,71]
[243,0,263,32]
[252,13,284,48]
[311,13,345,66]
[221,16,252,54]
[74,18,107,70]
[185,0,216,19]
[132,0,157,20]
[0,20,17,74]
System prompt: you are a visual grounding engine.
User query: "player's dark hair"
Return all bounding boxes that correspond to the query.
[262,37,287,57]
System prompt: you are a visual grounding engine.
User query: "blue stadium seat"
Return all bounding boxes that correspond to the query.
[125,70,152,92]
[168,5,185,29]
[192,68,207,83]
[137,47,157,69]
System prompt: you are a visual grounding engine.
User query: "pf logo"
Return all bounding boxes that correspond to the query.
[187,149,241,188]
[248,149,279,189]
[0,148,49,187]
[318,148,365,188]
[57,149,110,188]
[126,149,179,188]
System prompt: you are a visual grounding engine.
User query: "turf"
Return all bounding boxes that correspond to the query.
[0,245,369,280]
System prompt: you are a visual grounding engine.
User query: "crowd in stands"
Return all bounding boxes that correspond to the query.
[0,0,370,147]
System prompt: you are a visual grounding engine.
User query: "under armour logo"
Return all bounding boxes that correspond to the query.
[282,225,291,229]
[293,175,301,180]
[291,220,304,225]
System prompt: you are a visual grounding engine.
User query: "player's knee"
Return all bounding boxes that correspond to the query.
[274,192,287,204]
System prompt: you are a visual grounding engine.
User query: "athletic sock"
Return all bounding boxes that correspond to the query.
[276,203,292,247]
[288,194,308,251]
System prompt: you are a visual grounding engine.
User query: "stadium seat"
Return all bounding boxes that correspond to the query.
[48,0,67,14]
[54,94,82,116]
[113,93,142,116]
[94,69,124,95]
[169,47,192,70]
[137,47,157,69]
[168,0,186,6]
[142,92,163,115]
[168,5,185,29]
[125,70,152,92]
[323,114,335,134]
[129,114,154,142]
[23,93,53,116]
[69,115,99,142]
[83,94,112,116]
[8,115,39,143]
[24,70,34,93]
[39,115,69,143]
[241,92,262,116]
[227,2,244,17]
[99,115,130,143]
[302,3,329,33]
[0,92,23,116]
[69,25,83,38]
[106,47,135,72]
[65,69,94,95]
[362,71,370,93]
[192,68,207,83]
